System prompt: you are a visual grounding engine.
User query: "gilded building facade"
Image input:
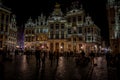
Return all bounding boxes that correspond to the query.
[24,3,101,54]
[107,0,120,53]
[0,0,17,51]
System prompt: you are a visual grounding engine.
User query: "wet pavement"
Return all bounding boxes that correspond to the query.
[0,55,119,80]
[0,55,91,80]
[91,56,108,80]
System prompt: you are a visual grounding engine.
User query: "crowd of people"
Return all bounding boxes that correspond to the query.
[0,48,120,68]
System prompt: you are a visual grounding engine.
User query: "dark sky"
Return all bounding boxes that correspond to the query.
[2,0,109,41]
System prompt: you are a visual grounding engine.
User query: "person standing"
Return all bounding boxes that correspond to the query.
[35,47,41,66]
[89,51,95,66]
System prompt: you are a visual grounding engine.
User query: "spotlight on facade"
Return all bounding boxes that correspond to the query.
[41,45,44,48]
[81,46,83,49]
[60,46,63,49]
[16,45,19,48]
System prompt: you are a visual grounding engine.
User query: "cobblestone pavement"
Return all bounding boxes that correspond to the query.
[91,56,108,80]
[91,55,119,80]
[0,55,91,80]
[0,55,119,80]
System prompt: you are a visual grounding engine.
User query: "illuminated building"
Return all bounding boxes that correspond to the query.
[24,14,48,51]
[0,0,11,50]
[8,15,17,51]
[107,0,120,53]
[83,15,101,54]
[47,3,67,52]
[0,0,17,51]
[24,3,101,54]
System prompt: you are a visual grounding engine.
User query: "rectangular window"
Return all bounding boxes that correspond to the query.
[88,28,90,33]
[40,29,42,33]
[61,34,64,39]
[91,28,93,33]
[72,17,76,22]
[88,36,91,41]
[56,24,59,30]
[50,31,54,39]
[25,37,27,42]
[61,31,64,39]
[5,24,8,32]
[55,34,59,39]
[50,34,53,39]
[50,24,54,29]
[32,30,34,34]
[61,24,64,29]
[79,27,82,33]
[55,31,59,39]
[1,23,3,31]
[1,14,4,21]
[78,16,81,21]
[68,28,71,34]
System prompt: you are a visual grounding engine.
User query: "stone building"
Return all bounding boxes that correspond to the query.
[24,3,101,54]
[8,15,17,51]
[107,0,120,53]
[0,0,17,51]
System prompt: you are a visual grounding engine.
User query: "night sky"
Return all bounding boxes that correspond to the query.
[2,0,109,41]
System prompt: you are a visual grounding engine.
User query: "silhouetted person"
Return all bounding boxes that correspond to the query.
[15,49,18,55]
[89,51,95,66]
[41,51,46,68]
[49,51,53,66]
[35,47,41,66]
[106,51,110,67]
[81,50,85,58]
[56,51,59,66]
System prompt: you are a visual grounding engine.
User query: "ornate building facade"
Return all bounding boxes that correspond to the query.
[0,0,17,51]
[8,15,17,51]
[24,3,101,54]
[107,0,120,53]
